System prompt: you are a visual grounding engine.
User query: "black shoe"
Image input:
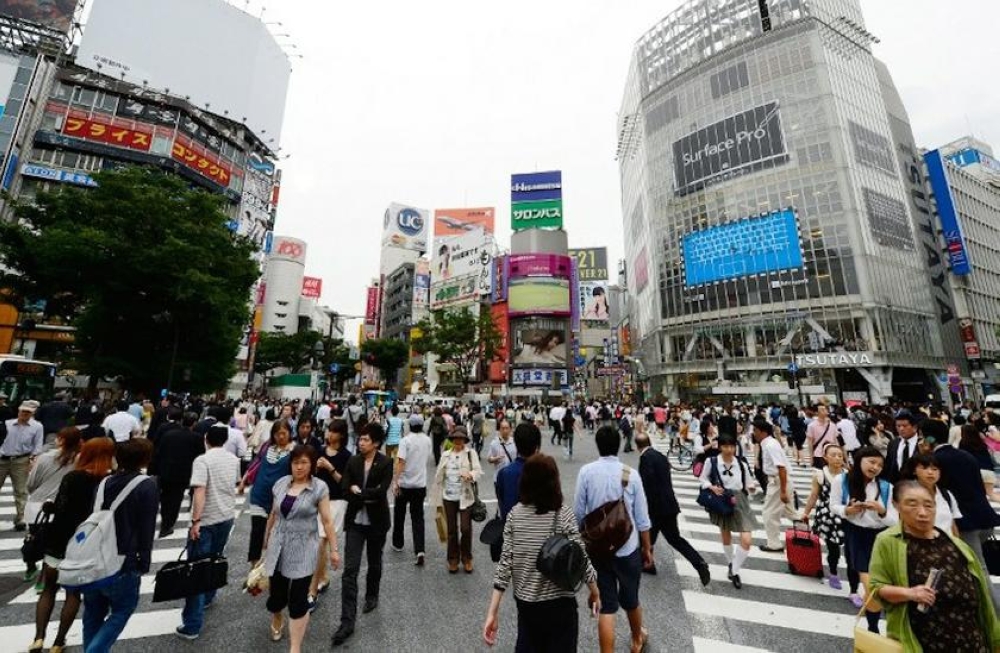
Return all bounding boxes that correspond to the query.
[697,564,711,586]
[415,553,425,567]
[331,625,354,646]
[731,574,742,589]
[159,528,174,539]
[362,597,378,613]
[759,545,785,553]
[727,563,733,579]
[13,522,26,532]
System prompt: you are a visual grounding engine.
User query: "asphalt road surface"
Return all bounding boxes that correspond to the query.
[4,425,983,652]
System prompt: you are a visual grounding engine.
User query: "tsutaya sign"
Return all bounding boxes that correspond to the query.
[796,352,875,368]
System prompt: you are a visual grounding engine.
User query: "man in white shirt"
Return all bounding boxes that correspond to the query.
[834,408,861,456]
[753,418,800,551]
[102,401,142,443]
[316,402,332,430]
[391,418,432,565]
[486,419,516,475]
[548,404,565,445]
[176,425,240,639]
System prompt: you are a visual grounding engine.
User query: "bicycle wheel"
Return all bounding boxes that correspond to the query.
[671,446,693,471]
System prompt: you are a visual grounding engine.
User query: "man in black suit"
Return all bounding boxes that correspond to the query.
[882,409,920,484]
[635,432,711,585]
[150,409,206,538]
[333,422,393,647]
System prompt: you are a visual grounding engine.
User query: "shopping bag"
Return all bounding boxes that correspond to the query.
[435,507,447,543]
[152,549,228,603]
[853,595,903,653]
[983,531,1000,576]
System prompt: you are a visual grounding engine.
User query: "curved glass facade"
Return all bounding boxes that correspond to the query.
[619,0,946,402]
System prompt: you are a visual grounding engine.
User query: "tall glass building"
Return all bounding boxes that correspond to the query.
[618,0,946,403]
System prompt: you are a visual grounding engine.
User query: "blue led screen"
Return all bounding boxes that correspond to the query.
[682,209,803,286]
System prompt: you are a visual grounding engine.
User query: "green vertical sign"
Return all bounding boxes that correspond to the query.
[511,199,563,231]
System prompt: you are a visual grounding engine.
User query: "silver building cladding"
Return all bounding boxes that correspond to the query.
[618,0,946,404]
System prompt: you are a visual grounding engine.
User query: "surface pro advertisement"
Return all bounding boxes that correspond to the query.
[681,209,803,287]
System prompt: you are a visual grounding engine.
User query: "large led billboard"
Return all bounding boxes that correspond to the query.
[681,209,803,287]
[673,101,789,196]
[511,317,569,367]
[77,0,290,144]
[0,0,77,33]
[508,278,571,317]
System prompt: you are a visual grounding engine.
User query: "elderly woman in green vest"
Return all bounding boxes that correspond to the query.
[868,480,1000,652]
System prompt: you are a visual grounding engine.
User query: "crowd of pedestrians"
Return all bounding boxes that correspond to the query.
[1,391,999,651]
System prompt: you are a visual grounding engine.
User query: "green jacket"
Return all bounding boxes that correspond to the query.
[868,524,1000,652]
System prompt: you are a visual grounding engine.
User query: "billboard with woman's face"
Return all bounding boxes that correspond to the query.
[580,282,609,322]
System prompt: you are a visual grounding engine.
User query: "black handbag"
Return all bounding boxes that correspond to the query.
[696,457,737,516]
[21,508,51,565]
[479,513,504,546]
[536,510,587,591]
[467,451,487,522]
[152,548,228,603]
[983,531,1000,576]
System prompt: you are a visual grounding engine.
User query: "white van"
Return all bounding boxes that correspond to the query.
[985,394,1000,410]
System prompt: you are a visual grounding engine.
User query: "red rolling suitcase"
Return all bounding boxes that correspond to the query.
[785,520,823,578]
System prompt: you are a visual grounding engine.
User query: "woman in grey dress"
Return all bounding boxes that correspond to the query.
[262,444,340,652]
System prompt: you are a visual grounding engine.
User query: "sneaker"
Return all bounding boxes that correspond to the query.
[850,593,864,609]
[828,574,842,590]
[22,567,37,582]
[174,626,199,641]
[415,553,425,567]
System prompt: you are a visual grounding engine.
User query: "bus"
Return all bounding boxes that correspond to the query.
[0,355,57,406]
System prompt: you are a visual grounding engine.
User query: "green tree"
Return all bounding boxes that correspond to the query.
[0,166,259,394]
[360,337,410,385]
[254,330,327,373]
[413,306,501,382]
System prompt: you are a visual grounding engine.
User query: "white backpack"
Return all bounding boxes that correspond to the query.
[59,474,149,590]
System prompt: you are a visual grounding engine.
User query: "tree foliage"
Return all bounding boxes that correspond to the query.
[360,337,410,384]
[412,306,501,381]
[0,166,259,394]
[254,330,325,373]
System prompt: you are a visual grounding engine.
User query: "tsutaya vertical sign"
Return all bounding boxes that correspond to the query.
[924,149,972,276]
[511,170,563,231]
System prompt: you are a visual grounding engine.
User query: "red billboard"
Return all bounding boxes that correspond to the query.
[489,302,509,383]
[62,116,152,151]
[508,254,572,280]
[365,286,380,325]
[301,277,322,299]
[172,136,231,186]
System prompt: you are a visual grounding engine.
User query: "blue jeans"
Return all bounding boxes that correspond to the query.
[181,519,233,634]
[82,570,141,653]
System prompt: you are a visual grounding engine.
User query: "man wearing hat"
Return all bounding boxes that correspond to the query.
[0,400,44,531]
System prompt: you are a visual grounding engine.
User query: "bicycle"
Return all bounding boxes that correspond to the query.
[665,432,694,471]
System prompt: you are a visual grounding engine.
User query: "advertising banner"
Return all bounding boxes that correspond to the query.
[672,101,789,196]
[491,255,509,303]
[270,237,306,264]
[434,207,495,237]
[511,171,562,203]
[511,317,569,367]
[0,0,76,33]
[633,247,650,292]
[489,303,509,383]
[570,258,580,333]
[510,368,569,387]
[924,150,972,275]
[383,203,430,253]
[413,259,430,311]
[365,286,380,324]
[569,247,609,281]
[238,163,276,247]
[432,228,488,281]
[0,53,18,118]
[579,282,610,322]
[62,116,152,152]
[511,198,563,231]
[301,277,322,299]
[680,209,804,286]
[430,274,479,310]
[508,278,571,317]
[171,136,232,186]
[20,164,97,187]
[508,253,572,279]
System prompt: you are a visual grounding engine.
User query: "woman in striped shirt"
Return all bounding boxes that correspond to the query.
[483,454,599,652]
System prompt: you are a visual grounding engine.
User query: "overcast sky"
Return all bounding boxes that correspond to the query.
[258,0,1000,338]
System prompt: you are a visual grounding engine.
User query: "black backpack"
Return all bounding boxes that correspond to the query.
[536,509,587,591]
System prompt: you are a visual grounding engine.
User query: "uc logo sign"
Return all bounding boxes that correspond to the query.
[396,208,424,236]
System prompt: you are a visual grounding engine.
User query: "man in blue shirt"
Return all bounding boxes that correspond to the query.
[575,426,653,653]
[494,423,541,520]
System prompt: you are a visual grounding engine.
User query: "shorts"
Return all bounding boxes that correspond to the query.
[791,432,807,450]
[594,549,642,614]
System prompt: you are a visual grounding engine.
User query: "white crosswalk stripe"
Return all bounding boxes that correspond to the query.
[0,481,246,651]
[649,437,1000,652]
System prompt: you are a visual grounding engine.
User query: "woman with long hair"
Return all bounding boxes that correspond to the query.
[483,454,598,651]
[957,424,1000,503]
[830,446,897,625]
[29,437,115,653]
[24,427,82,582]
